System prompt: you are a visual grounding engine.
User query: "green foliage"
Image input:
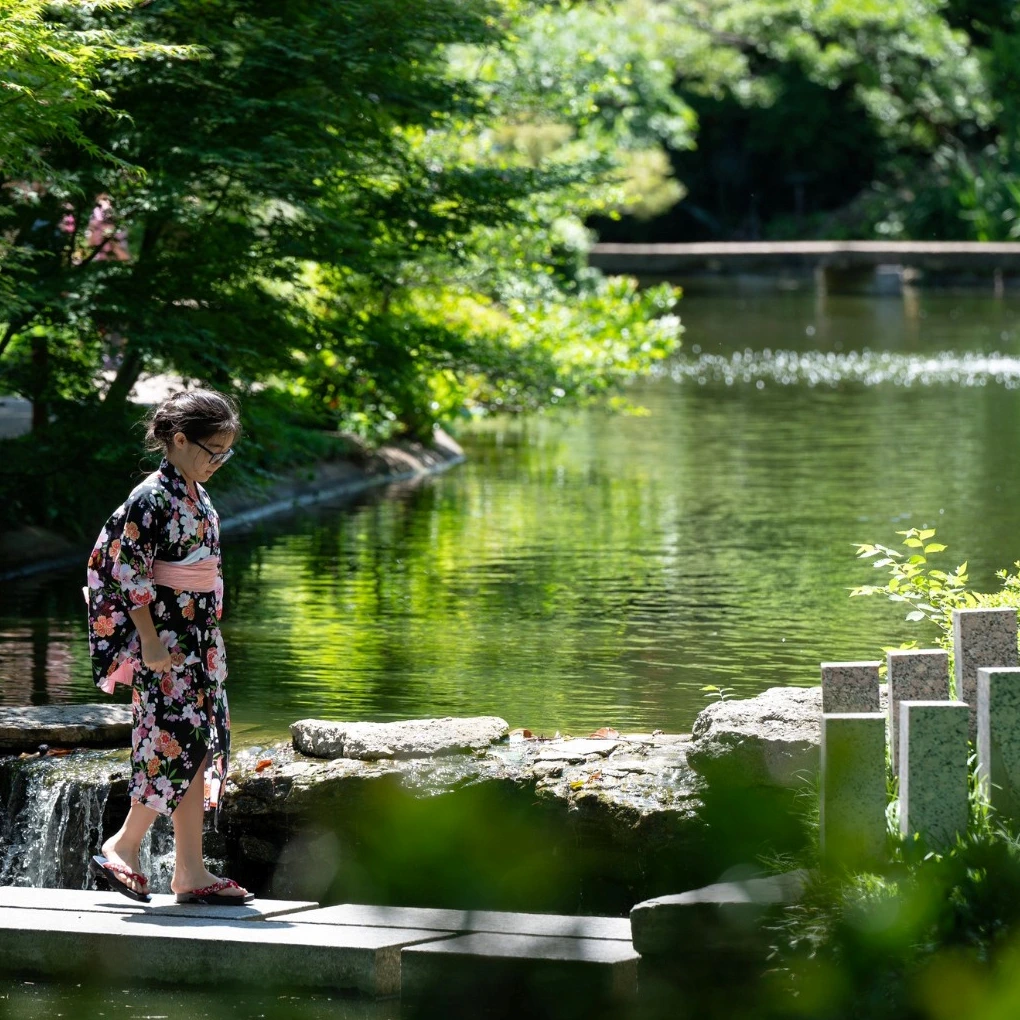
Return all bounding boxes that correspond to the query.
[0,385,355,535]
[851,528,974,637]
[851,528,1020,693]
[583,0,1020,242]
[0,0,683,473]
[701,684,737,701]
[0,0,187,177]
[767,822,1020,1020]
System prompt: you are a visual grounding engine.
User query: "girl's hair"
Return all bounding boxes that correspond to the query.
[144,389,242,452]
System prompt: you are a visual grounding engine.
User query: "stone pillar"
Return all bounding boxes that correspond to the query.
[820,662,880,714]
[820,713,887,868]
[953,608,1017,738]
[887,650,949,773]
[899,701,969,849]
[977,666,1020,819]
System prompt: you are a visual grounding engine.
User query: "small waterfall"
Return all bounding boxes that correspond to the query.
[0,750,176,891]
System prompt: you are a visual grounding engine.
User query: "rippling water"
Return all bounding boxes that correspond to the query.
[5,281,1020,741]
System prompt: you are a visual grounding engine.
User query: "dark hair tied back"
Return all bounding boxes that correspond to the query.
[144,389,242,453]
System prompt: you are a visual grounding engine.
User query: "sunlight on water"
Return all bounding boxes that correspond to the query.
[666,349,1020,388]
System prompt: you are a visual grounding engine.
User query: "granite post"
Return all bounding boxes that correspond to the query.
[977,666,1020,820]
[953,608,1017,739]
[899,701,969,849]
[820,713,887,868]
[820,662,881,714]
[887,650,949,774]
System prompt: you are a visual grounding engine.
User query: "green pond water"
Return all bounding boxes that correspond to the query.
[5,280,1020,745]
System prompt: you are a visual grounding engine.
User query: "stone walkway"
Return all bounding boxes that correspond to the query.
[0,887,638,1000]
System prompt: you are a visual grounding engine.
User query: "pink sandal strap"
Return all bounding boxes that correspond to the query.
[187,878,244,897]
[103,861,149,886]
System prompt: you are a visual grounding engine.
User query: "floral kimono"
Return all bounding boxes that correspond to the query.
[86,458,231,829]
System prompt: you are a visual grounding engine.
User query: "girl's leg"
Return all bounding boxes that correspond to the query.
[100,800,158,895]
[169,756,248,897]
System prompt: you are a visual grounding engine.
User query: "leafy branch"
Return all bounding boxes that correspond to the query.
[850,527,974,641]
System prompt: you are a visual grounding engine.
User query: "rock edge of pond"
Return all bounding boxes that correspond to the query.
[0,428,465,579]
[0,685,825,909]
[238,684,826,822]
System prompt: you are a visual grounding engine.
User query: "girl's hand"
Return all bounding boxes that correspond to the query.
[141,635,171,673]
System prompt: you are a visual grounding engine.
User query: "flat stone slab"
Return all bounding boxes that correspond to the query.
[290,715,510,760]
[0,886,318,921]
[401,932,639,1000]
[0,704,132,752]
[535,739,624,762]
[630,870,809,957]
[289,904,631,941]
[0,906,450,996]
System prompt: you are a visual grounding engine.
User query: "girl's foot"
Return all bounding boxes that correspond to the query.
[99,837,148,896]
[171,867,249,899]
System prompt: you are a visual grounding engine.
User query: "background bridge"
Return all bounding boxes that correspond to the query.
[589,241,1020,292]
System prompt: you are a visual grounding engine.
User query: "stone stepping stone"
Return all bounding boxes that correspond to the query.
[401,931,639,1000]
[630,870,809,957]
[0,886,317,922]
[534,739,623,762]
[0,705,131,752]
[0,905,450,996]
[291,716,509,760]
[289,903,631,941]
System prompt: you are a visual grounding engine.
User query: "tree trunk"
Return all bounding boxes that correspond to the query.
[102,344,144,410]
[30,333,48,431]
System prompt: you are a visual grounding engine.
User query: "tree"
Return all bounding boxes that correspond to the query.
[0,0,183,377]
[0,0,682,441]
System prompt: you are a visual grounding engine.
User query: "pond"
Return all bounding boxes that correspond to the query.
[4,278,1020,744]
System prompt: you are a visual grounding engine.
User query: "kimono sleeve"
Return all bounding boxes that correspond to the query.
[100,490,162,609]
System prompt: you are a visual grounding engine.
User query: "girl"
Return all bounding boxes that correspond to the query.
[85,389,252,905]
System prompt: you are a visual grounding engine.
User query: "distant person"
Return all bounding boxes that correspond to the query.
[86,193,130,261]
[83,389,251,905]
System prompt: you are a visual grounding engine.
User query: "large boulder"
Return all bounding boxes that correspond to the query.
[686,686,823,788]
[290,715,510,760]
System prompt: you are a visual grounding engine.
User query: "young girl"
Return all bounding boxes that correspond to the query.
[85,389,252,905]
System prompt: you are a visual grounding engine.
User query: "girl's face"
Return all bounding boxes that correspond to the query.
[169,429,236,487]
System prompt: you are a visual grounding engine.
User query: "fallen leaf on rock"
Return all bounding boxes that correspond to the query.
[569,780,585,791]
[589,727,619,739]
[587,770,603,783]
[255,758,274,772]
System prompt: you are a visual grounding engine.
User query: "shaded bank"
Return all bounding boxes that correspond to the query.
[0,429,464,581]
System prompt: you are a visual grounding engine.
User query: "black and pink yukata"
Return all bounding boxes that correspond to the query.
[85,458,231,828]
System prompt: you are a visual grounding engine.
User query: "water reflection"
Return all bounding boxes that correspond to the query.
[4,286,1020,741]
[0,626,76,706]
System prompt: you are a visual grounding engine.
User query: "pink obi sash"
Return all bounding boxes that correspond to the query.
[152,557,218,592]
[85,557,219,694]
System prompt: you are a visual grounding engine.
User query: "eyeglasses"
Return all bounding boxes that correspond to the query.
[191,438,235,466]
